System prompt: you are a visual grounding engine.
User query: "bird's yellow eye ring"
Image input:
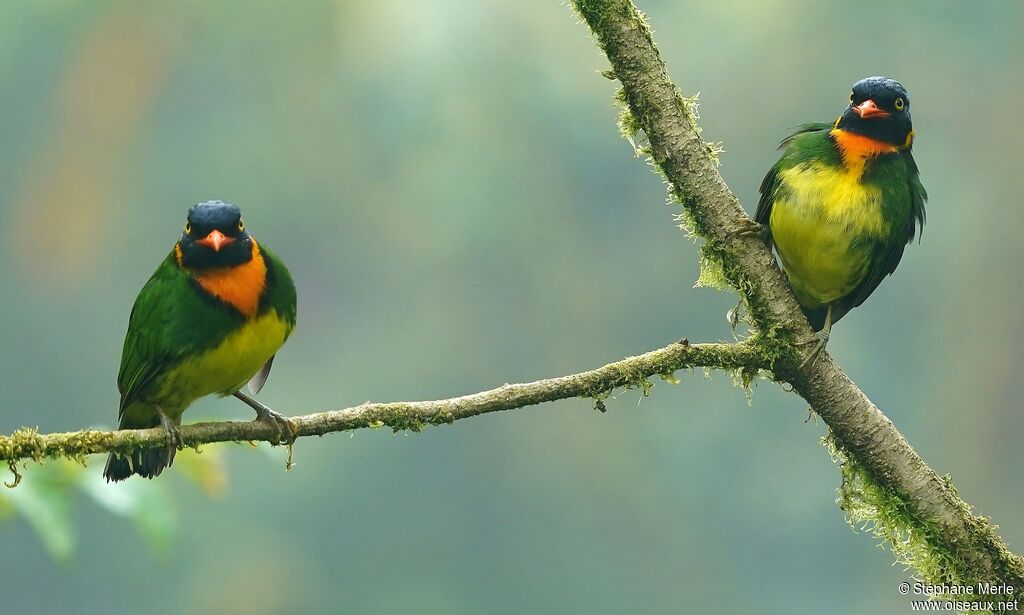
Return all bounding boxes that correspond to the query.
[184,222,191,234]
[895,97,905,110]
[238,220,245,232]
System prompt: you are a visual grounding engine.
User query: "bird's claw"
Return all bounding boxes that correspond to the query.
[732,217,768,241]
[799,330,830,371]
[157,408,181,467]
[233,390,296,445]
[254,408,297,446]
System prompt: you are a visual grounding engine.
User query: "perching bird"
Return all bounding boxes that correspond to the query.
[752,76,926,365]
[104,201,297,482]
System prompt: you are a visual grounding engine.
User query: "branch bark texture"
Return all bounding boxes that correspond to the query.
[573,0,1024,603]
[0,342,762,464]
[0,0,1020,608]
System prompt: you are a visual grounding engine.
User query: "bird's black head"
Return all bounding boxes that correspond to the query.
[835,76,914,148]
[177,200,253,270]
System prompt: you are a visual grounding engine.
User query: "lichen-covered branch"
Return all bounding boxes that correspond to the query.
[0,341,764,469]
[572,0,1024,605]
[1,2,1020,610]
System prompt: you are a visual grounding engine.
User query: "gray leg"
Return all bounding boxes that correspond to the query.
[800,305,833,370]
[233,390,297,445]
[156,406,181,467]
[732,217,771,244]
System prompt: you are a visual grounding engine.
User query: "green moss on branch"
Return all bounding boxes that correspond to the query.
[571,0,1024,605]
[0,341,769,472]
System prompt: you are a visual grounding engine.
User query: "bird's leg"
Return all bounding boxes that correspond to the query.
[731,217,771,243]
[156,406,181,467]
[800,305,833,370]
[233,390,296,445]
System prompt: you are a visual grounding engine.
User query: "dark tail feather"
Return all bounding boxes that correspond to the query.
[103,453,133,482]
[103,447,174,482]
[103,416,176,482]
[802,306,829,332]
[801,303,852,332]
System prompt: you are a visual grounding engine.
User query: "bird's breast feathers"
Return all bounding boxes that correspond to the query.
[156,310,291,412]
[769,160,886,307]
[175,240,267,317]
[830,128,899,178]
[150,238,293,413]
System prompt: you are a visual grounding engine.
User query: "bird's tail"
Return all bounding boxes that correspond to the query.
[103,414,176,482]
[801,305,829,332]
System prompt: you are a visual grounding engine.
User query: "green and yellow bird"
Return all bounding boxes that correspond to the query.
[754,76,926,362]
[104,200,297,482]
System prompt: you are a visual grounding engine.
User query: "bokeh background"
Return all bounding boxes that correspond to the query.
[1,1,1021,613]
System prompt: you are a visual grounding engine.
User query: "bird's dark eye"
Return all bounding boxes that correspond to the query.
[184,222,191,234]
[237,220,245,232]
[849,92,854,103]
[894,97,905,110]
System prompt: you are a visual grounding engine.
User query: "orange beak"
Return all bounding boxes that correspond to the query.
[196,229,234,252]
[852,99,890,119]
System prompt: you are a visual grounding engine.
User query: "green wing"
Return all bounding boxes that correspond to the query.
[754,123,833,226]
[258,244,297,329]
[835,150,927,315]
[117,252,244,416]
[117,254,190,415]
[904,150,928,239]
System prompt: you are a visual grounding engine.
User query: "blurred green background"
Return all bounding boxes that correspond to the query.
[1,1,1021,613]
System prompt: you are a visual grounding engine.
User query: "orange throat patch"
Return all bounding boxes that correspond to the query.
[830,129,899,177]
[176,240,267,317]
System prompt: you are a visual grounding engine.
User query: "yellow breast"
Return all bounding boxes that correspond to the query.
[769,163,884,308]
[158,310,291,415]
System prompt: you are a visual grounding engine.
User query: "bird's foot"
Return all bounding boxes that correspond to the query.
[157,407,181,468]
[731,217,769,242]
[233,391,297,446]
[799,330,830,371]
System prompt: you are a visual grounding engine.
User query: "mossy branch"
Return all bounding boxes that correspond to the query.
[0,340,764,469]
[1,1,1020,610]
[572,0,1024,606]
